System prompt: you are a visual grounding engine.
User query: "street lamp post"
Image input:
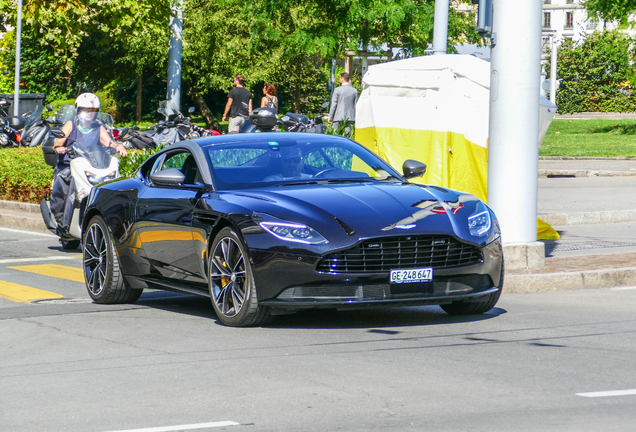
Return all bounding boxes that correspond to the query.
[166,0,183,118]
[13,0,23,116]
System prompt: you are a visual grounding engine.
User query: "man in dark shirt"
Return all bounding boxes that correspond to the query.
[222,75,253,132]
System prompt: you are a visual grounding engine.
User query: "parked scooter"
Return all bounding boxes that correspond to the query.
[34,111,121,249]
[0,98,24,147]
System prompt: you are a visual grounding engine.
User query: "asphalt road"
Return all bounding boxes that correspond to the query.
[2,227,636,432]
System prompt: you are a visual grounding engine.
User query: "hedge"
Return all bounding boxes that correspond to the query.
[0,146,161,204]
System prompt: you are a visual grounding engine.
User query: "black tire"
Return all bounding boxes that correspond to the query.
[83,215,142,304]
[440,261,505,315]
[61,239,81,250]
[208,227,270,327]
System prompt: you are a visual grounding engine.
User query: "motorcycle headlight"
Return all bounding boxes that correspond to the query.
[85,171,117,186]
[256,214,328,245]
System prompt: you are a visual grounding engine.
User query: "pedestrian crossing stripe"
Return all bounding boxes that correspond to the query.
[7,264,84,283]
[0,280,64,303]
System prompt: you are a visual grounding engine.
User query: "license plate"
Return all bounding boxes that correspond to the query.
[390,267,433,284]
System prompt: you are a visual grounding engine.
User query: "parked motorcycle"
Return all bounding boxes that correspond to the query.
[0,98,24,147]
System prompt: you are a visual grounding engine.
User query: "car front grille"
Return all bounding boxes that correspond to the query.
[316,235,482,274]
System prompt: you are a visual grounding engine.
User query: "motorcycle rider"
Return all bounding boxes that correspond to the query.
[50,93,127,237]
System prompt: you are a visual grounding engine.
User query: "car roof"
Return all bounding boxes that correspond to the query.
[193,132,351,149]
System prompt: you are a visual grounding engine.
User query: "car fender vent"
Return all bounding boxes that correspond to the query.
[334,217,356,236]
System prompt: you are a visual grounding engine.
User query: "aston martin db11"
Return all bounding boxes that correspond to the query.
[81,132,503,326]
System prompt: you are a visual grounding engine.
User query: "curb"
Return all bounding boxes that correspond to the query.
[539,209,636,226]
[505,267,636,293]
[0,212,50,234]
[539,169,636,178]
[0,200,41,214]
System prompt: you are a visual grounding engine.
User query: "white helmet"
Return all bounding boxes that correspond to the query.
[75,92,101,113]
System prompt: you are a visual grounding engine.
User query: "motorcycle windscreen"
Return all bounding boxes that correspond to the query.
[75,141,112,170]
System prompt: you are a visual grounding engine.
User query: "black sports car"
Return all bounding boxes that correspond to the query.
[81,132,503,326]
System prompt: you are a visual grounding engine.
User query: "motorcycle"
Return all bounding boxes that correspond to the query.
[117,103,219,149]
[34,109,121,249]
[0,98,24,147]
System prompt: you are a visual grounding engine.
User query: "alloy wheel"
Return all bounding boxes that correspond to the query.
[83,222,107,296]
[210,236,247,317]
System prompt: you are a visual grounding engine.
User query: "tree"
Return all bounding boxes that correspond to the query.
[583,0,636,22]
[547,30,636,113]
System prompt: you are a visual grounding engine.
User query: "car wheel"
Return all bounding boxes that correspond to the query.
[440,261,505,315]
[208,227,270,327]
[83,215,142,304]
[61,239,80,250]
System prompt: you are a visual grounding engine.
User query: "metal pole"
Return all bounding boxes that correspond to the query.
[550,35,557,104]
[166,0,183,118]
[488,0,543,244]
[432,0,449,55]
[13,0,23,117]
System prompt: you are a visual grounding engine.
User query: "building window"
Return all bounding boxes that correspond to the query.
[543,12,551,29]
[565,12,574,28]
[544,0,551,4]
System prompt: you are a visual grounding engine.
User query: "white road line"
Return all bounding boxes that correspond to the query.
[576,389,636,398]
[0,227,56,237]
[610,286,636,291]
[99,421,240,432]
[0,256,82,264]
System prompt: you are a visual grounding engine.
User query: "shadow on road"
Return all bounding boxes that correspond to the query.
[136,291,506,329]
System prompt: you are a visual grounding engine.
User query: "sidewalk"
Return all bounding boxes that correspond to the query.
[2,161,636,294]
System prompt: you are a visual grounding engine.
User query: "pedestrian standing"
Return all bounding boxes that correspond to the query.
[261,83,279,110]
[222,75,253,133]
[328,72,358,132]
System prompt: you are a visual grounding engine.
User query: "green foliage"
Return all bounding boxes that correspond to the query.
[118,145,165,177]
[0,146,53,203]
[548,31,636,113]
[582,0,636,22]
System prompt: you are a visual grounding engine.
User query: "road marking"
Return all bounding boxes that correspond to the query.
[8,264,84,283]
[0,227,56,237]
[576,389,636,398]
[0,280,64,303]
[0,256,82,264]
[99,421,240,432]
[610,286,636,291]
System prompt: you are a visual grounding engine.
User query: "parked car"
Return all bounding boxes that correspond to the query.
[81,132,504,326]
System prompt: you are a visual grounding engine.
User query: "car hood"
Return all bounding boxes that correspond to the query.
[221,182,482,242]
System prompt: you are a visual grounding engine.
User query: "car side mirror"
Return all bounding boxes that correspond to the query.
[402,160,427,179]
[150,168,185,185]
[188,106,196,114]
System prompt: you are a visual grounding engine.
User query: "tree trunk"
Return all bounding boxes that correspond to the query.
[187,87,219,130]
[294,86,301,113]
[136,72,143,122]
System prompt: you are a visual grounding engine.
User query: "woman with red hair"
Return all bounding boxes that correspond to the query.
[261,83,278,110]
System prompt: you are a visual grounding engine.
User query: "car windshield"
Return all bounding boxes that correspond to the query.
[205,137,403,191]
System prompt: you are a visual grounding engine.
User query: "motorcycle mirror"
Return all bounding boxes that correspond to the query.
[157,107,166,115]
[132,125,140,130]
[46,104,55,112]
[188,106,196,114]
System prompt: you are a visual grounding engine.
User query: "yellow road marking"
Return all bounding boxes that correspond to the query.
[0,280,63,303]
[8,264,84,283]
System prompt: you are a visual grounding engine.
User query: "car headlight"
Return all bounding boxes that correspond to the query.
[255,214,328,245]
[468,202,491,237]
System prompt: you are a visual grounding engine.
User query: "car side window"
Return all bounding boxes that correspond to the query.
[153,150,202,185]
